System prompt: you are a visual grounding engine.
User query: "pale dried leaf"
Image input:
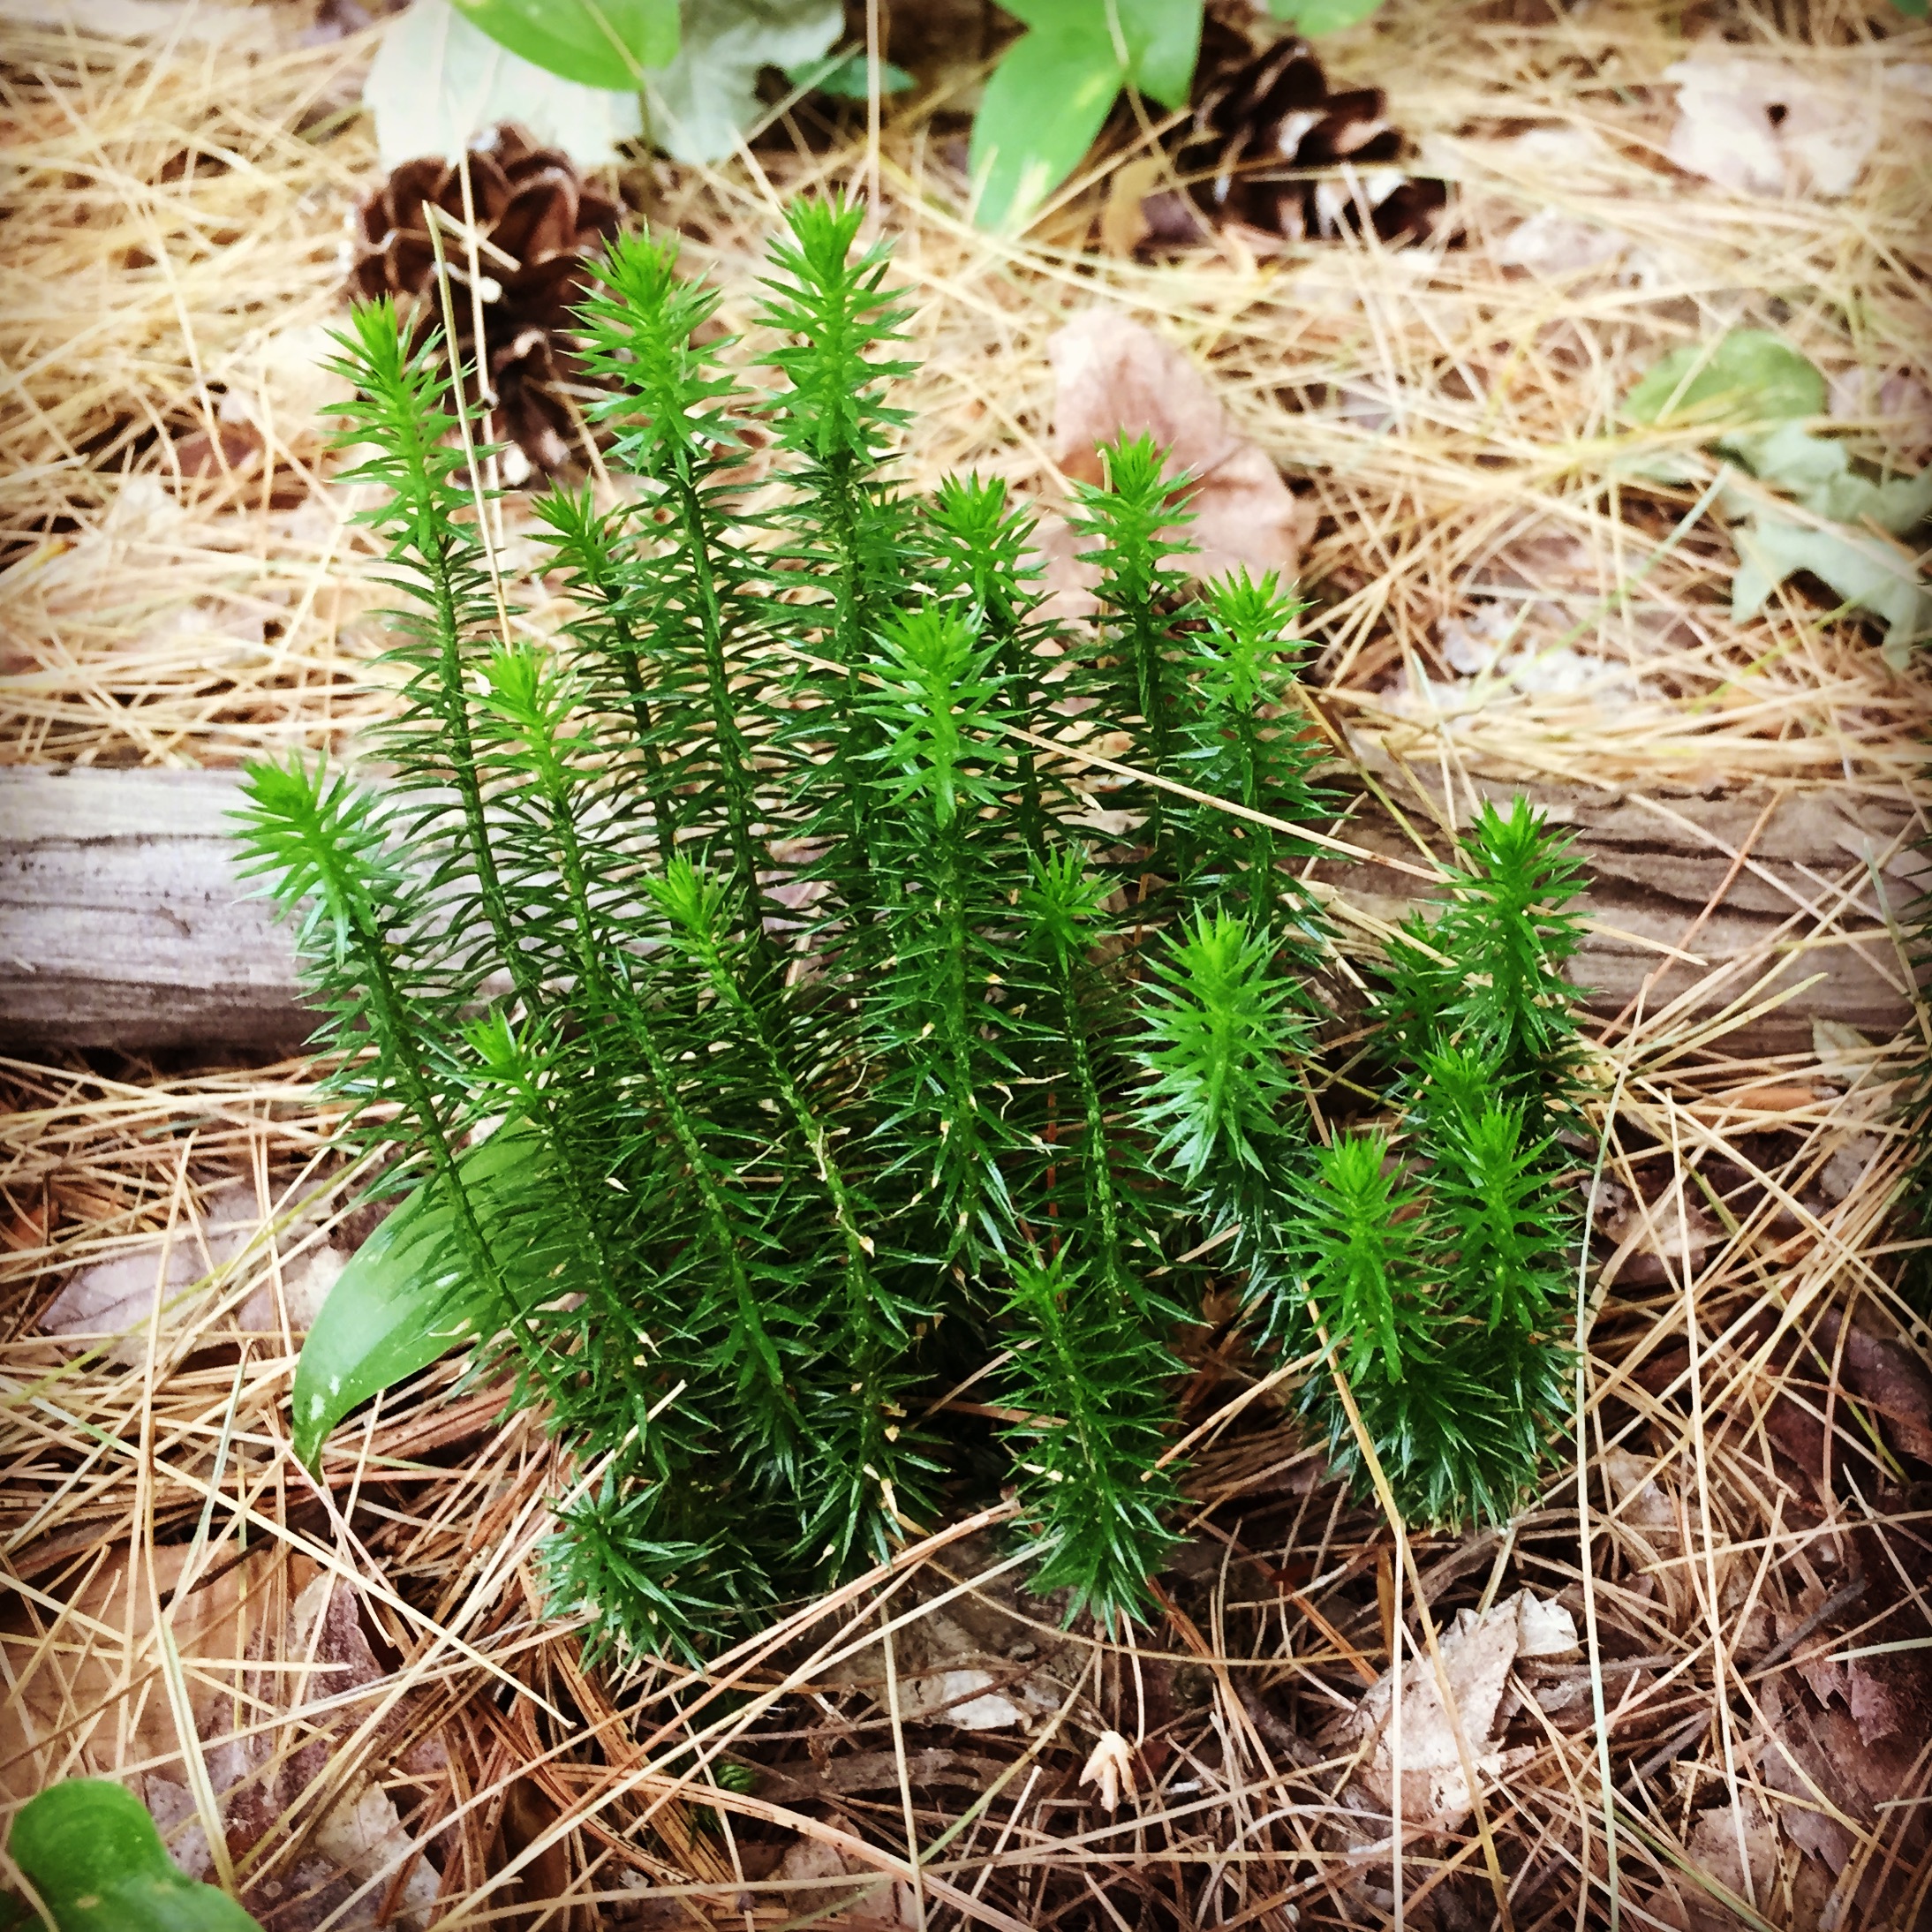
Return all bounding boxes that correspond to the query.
[1344,1589,1567,1829]
[1664,55,1884,199]
[775,1838,916,1924]
[38,1177,343,1362]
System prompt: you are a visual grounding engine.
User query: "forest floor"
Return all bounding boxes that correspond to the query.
[3,1,1930,1927]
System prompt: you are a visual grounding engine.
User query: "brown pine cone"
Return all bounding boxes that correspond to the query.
[350,124,623,479]
[1136,19,1448,251]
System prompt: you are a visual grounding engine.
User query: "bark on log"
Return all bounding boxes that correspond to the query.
[0,766,1919,1058]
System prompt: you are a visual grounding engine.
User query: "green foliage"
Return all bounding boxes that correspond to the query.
[1371,796,1588,1107]
[1623,328,1826,433]
[449,0,677,88]
[1622,330,1931,666]
[1269,0,1389,31]
[1274,804,1587,1525]
[287,1124,548,1468]
[254,200,1587,1657]
[5,1780,261,1931]
[970,1,1206,230]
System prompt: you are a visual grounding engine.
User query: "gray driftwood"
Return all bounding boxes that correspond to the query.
[0,766,1918,1058]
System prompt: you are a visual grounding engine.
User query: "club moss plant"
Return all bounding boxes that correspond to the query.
[240,198,1587,1661]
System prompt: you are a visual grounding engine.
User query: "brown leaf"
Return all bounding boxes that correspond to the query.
[1652,1795,1780,1932]
[37,1176,345,1364]
[1044,310,1306,591]
[1815,1307,1932,1465]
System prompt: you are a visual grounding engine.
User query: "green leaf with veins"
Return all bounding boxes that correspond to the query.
[291,1125,552,1470]
[7,1781,261,1932]
[450,0,678,87]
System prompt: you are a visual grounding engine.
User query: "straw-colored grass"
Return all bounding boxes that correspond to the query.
[3,0,1929,1925]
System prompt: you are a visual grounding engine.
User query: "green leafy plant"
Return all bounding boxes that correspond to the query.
[1623,328,1931,667]
[1181,799,1589,1527]
[970,0,1203,230]
[4,1781,261,1931]
[1268,0,1389,33]
[251,200,1587,1657]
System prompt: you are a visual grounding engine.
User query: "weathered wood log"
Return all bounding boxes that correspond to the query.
[0,766,1918,1058]
[0,768,305,1056]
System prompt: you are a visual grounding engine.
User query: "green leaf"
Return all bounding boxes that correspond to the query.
[1894,0,1928,15]
[1117,0,1202,109]
[1267,0,1387,33]
[1623,328,1826,432]
[1732,419,1932,535]
[788,50,914,97]
[1000,0,1201,110]
[970,20,1126,231]
[1728,505,1931,671]
[449,0,677,87]
[641,0,843,163]
[6,1782,261,1932]
[291,1125,550,1470]
[363,0,644,170]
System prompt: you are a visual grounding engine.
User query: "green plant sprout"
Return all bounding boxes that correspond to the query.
[243,198,1588,1659]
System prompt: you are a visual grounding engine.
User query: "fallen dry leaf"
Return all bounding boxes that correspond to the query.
[2,1543,446,1927]
[1042,309,1306,592]
[1663,52,1932,200]
[1338,1589,1575,1830]
[1599,1175,1720,1288]
[819,1534,1084,1733]
[37,1175,345,1363]
[1649,1793,1781,1932]
[774,1836,917,1925]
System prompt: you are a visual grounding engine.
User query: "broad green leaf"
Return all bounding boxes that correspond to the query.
[363,0,643,170]
[641,0,842,163]
[1117,0,1203,110]
[1623,329,1826,432]
[789,51,915,98]
[449,0,678,88]
[1268,0,1387,33]
[999,1,1202,109]
[970,20,1127,231]
[291,1125,550,1469]
[1895,0,1928,15]
[7,1781,261,1932]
